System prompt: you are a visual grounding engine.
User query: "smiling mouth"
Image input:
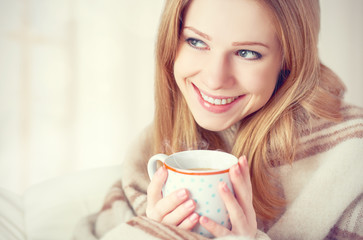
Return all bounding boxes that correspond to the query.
[199,89,240,106]
[200,92,238,105]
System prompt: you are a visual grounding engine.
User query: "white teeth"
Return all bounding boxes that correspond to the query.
[200,91,237,105]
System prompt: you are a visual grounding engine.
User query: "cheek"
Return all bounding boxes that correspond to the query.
[239,71,276,97]
[174,46,201,80]
[239,62,280,96]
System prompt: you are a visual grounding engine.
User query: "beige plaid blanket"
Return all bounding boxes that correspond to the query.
[74,104,363,240]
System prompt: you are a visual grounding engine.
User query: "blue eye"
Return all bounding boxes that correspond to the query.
[186,38,208,50]
[236,50,262,60]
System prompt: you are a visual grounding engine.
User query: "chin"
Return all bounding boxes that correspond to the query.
[195,118,233,132]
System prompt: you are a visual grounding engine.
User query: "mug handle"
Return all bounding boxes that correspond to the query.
[147,153,169,180]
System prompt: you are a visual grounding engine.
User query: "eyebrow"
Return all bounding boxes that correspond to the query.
[232,41,269,49]
[184,26,270,49]
[184,26,211,40]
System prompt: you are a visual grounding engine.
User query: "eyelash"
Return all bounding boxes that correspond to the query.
[185,37,262,60]
[236,50,262,60]
[185,38,208,50]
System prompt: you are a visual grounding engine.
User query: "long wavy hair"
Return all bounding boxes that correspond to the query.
[152,0,345,221]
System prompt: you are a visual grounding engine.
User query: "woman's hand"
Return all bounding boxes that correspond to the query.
[199,156,257,238]
[146,166,199,230]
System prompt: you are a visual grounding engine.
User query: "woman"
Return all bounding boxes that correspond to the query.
[75,0,363,239]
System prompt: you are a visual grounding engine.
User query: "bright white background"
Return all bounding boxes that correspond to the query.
[0,0,362,195]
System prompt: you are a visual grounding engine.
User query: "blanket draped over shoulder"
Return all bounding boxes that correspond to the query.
[74,104,363,240]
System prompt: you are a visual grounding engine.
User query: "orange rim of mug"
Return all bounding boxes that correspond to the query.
[164,163,229,175]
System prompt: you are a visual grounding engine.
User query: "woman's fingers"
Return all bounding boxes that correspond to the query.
[202,180,257,238]
[146,166,198,228]
[177,212,200,230]
[147,187,190,221]
[219,181,248,227]
[199,216,230,237]
[231,157,252,204]
[214,180,256,238]
[239,156,253,194]
[229,156,256,224]
[147,166,189,221]
[162,199,197,225]
[146,166,168,208]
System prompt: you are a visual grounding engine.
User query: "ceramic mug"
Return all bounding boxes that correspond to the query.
[147,150,238,238]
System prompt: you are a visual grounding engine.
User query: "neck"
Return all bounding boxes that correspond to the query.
[217,121,240,152]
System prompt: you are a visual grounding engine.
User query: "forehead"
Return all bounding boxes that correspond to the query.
[183,0,277,44]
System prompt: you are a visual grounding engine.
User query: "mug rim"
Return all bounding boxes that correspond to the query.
[164,150,237,175]
[164,163,230,175]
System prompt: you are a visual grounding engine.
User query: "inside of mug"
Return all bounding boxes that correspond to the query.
[166,150,237,172]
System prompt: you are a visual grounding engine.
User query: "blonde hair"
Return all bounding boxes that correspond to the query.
[153,0,345,221]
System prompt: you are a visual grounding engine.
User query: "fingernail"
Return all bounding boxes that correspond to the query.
[222,182,230,192]
[189,213,198,222]
[234,164,241,175]
[240,155,247,165]
[200,216,208,224]
[156,166,165,176]
[177,189,187,199]
[184,199,194,210]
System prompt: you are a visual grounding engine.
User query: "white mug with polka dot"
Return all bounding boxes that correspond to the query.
[147,150,238,238]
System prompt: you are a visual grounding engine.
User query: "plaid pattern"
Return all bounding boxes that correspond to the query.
[325,193,363,240]
[74,103,363,240]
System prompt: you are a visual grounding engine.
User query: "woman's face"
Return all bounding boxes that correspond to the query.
[173,0,282,131]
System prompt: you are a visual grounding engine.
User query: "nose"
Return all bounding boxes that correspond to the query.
[202,53,235,90]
